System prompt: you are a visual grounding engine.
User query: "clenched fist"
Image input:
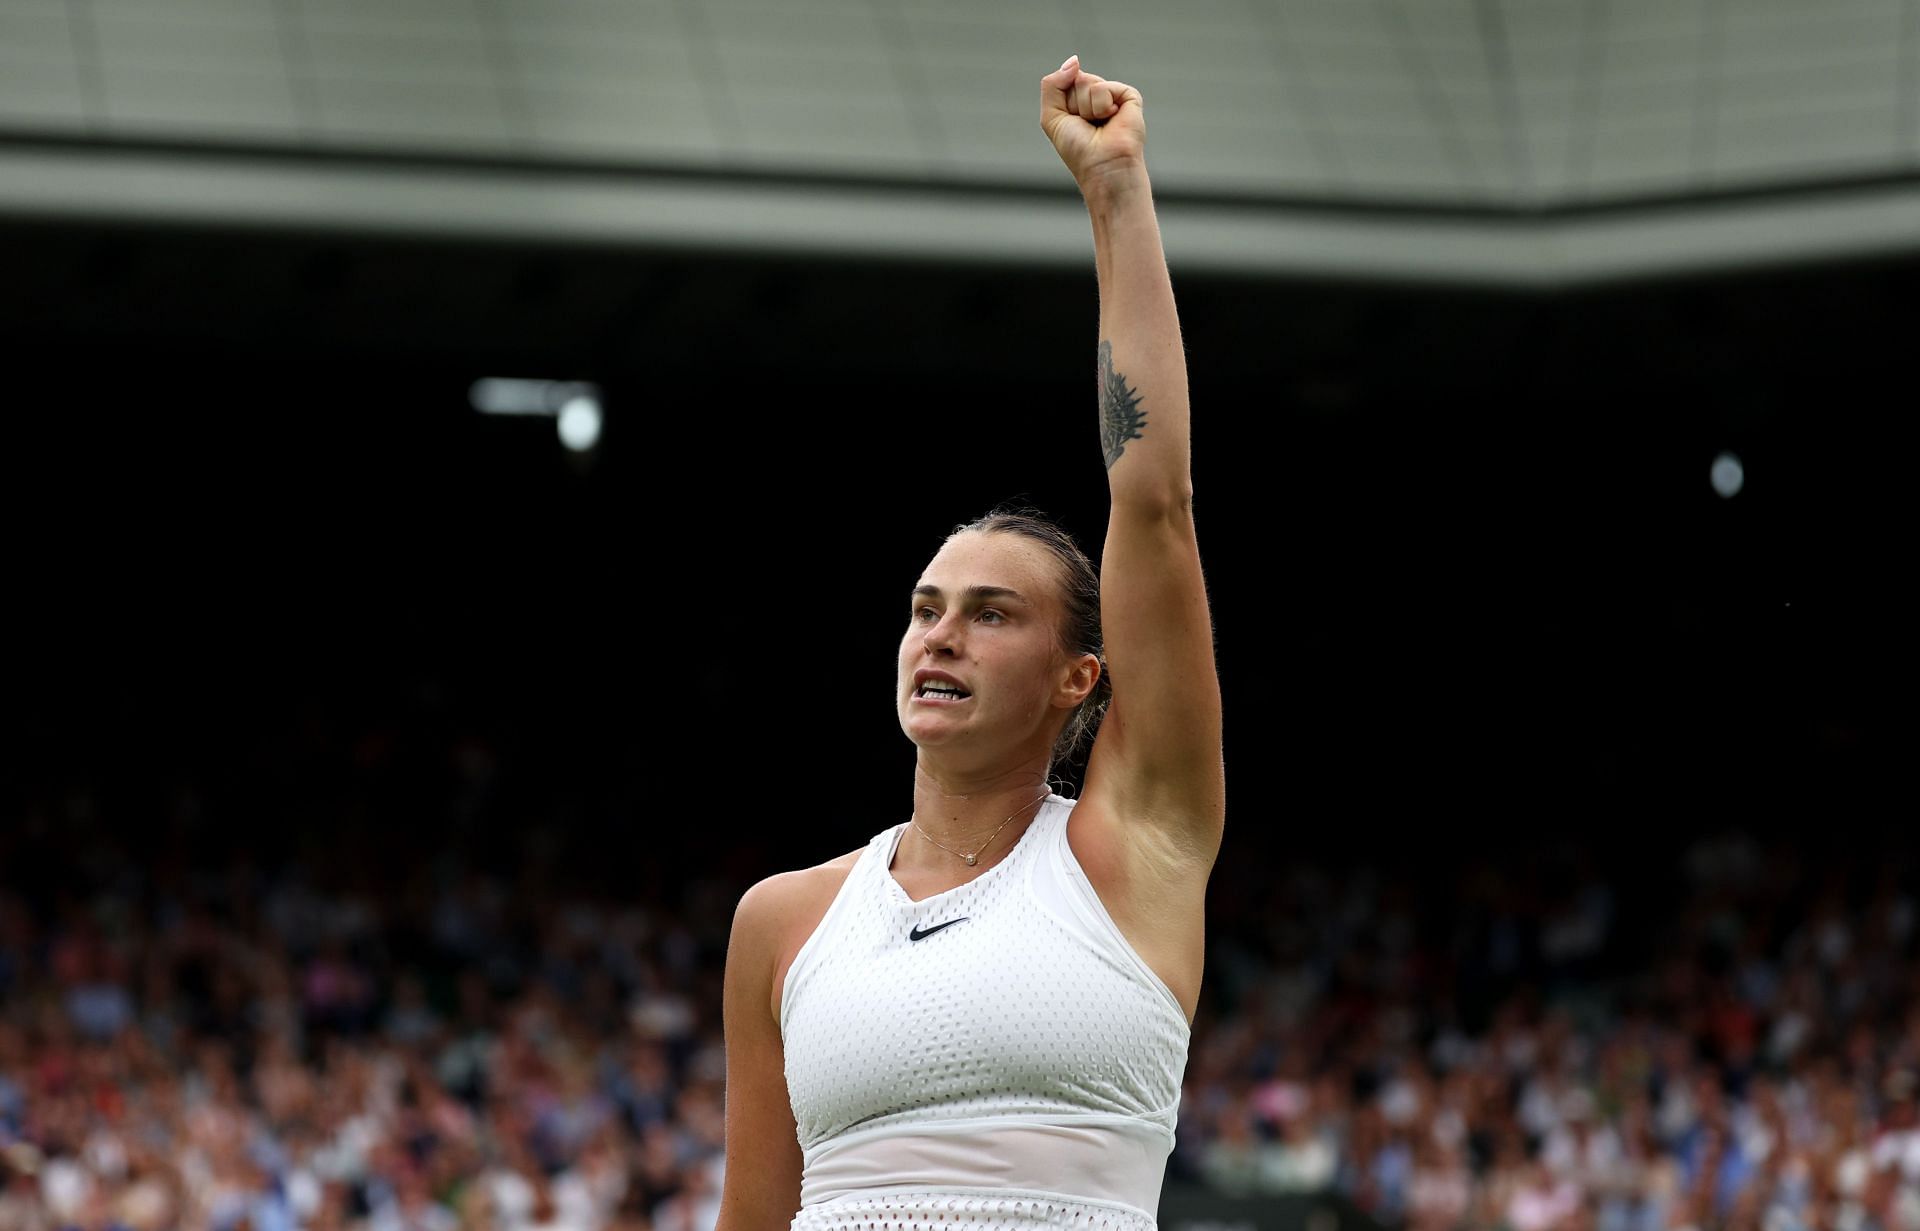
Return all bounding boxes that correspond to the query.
[1040,55,1146,194]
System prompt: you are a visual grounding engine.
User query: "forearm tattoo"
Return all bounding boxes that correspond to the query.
[1098,340,1148,470]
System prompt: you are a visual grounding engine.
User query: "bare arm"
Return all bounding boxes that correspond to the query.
[1040,58,1224,857]
[714,876,804,1231]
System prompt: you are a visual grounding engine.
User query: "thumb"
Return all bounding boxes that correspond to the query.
[1039,54,1080,131]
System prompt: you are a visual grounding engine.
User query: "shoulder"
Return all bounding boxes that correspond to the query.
[733,845,866,944]
[737,846,864,921]
[731,842,872,1015]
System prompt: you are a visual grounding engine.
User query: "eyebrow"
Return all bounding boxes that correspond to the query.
[912,584,1028,604]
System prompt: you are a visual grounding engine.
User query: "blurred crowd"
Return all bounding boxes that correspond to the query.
[0,820,735,1231]
[1187,833,1920,1231]
[3,759,1918,1230]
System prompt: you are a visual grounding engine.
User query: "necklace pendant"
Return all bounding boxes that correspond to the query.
[965,854,978,866]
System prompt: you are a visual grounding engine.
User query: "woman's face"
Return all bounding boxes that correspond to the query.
[897,531,1086,755]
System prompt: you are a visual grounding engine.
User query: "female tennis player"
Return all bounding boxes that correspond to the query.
[717,55,1224,1231]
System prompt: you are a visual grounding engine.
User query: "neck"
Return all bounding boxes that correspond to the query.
[903,753,1053,870]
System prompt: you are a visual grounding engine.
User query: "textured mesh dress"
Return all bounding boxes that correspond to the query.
[780,793,1193,1231]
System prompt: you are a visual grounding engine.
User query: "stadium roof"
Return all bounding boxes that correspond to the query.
[3,0,1918,284]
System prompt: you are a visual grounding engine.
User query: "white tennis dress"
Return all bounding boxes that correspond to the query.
[780,793,1193,1231]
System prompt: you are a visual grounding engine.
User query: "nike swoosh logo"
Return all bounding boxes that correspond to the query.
[908,917,970,942]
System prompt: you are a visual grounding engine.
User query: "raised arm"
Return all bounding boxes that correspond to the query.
[1041,56,1223,857]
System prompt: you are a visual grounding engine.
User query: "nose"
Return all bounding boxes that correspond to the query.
[922,610,962,657]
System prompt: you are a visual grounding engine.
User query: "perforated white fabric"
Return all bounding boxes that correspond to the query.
[779,794,1192,1225]
[789,1190,1160,1231]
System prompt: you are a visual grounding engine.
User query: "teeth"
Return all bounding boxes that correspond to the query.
[919,682,967,698]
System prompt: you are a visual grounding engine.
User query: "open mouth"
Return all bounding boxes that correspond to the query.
[914,683,972,702]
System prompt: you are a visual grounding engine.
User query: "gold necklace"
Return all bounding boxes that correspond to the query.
[911,790,1050,866]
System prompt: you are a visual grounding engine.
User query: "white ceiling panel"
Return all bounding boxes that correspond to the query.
[101,66,300,135]
[2,0,1919,282]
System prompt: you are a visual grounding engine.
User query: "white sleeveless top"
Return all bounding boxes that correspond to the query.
[779,794,1192,1228]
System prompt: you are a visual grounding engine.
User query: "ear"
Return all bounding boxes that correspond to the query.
[1055,651,1101,709]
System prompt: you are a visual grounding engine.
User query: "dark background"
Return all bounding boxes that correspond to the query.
[6,220,1915,901]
